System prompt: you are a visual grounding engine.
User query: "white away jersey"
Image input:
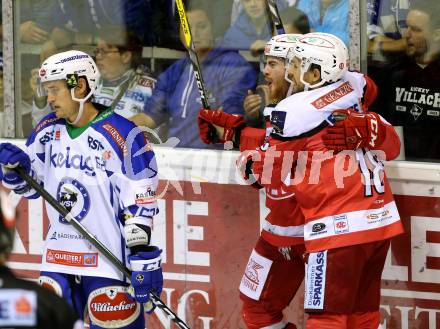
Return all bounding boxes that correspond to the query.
[26,107,158,280]
[271,71,366,138]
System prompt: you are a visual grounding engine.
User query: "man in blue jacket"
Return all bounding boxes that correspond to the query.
[296,0,349,45]
[132,5,257,149]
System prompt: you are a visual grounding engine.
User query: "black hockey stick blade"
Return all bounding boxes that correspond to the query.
[267,0,286,35]
[15,167,191,329]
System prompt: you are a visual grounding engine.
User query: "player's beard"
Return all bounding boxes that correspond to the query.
[269,80,289,104]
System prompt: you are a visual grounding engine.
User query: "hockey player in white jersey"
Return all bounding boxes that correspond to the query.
[0,50,162,328]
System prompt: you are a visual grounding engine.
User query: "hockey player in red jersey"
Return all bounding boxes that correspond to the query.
[198,33,401,328]
[200,34,306,329]
[243,32,404,329]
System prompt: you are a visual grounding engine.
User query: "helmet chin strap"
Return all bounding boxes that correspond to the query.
[67,87,95,126]
[67,88,86,126]
[284,62,296,97]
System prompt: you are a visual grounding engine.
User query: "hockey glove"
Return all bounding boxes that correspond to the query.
[129,246,163,314]
[323,109,386,152]
[0,143,32,193]
[198,109,245,144]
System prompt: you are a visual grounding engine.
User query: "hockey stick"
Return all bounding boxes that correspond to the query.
[267,0,285,35]
[175,0,211,110]
[15,167,191,329]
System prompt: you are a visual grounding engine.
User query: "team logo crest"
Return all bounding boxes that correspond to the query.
[56,178,90,224]
[106,288,117,300]
[136,274,144,284]
[410,104,423,121]
[88,286,140,328]
[270,111,287,136]
[244,259,264,285]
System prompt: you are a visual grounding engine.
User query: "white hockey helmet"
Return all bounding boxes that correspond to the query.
[39,50,100,124]
[287,32,349,90]
[263,34,302,97]
[264,33,302,59]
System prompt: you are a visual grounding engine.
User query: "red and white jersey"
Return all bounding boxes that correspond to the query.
[239,106,304,247]
[238,72,385,247]
[261,180,304,247]
[251,75,403,253]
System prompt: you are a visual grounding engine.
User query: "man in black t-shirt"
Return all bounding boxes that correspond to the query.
[373,0,440,161]
[0,187,82,329]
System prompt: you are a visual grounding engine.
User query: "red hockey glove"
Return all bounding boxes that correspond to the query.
[323,109,386,152]
[198,108,245,144]
[198,119,212,144]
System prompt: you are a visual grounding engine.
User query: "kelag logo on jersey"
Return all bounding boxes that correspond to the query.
[56,178,90,224]
[50,145,106,176]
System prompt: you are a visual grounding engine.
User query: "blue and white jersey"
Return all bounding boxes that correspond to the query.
[94,69,156,118]
[26,106,159,280]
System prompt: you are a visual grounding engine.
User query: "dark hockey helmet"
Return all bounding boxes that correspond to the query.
[0,188,16,255]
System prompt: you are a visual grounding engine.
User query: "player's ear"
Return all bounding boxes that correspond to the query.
[75,77,88,98]
[121,50,132,65]
[311,67,321,84]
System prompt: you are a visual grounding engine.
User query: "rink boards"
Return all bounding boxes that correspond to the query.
[4,144,440,329]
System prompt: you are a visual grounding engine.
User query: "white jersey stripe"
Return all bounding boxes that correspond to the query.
[304,201,400,241]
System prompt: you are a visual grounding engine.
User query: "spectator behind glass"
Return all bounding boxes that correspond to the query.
[132,5,257,149]
[93,27,156,118]
[46,0,155,49]
[221,0,288,54]
[243,7,310,128]
[367,0,410,63]
[0,0,54,44]
[373,0,440,161]
[279,5,310,34]
[31,26,156,126]
[296,0,349,46]
[19,0,55,44]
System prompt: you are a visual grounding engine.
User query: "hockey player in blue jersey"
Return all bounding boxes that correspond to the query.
[0,50,162,328]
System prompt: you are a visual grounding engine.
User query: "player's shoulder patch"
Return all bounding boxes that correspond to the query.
[100,121,128,156]
[96,113,147,159]
[311,81,354,110]
[27,113,63,146]
[270,110,287,136]
[34,113,63,133]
